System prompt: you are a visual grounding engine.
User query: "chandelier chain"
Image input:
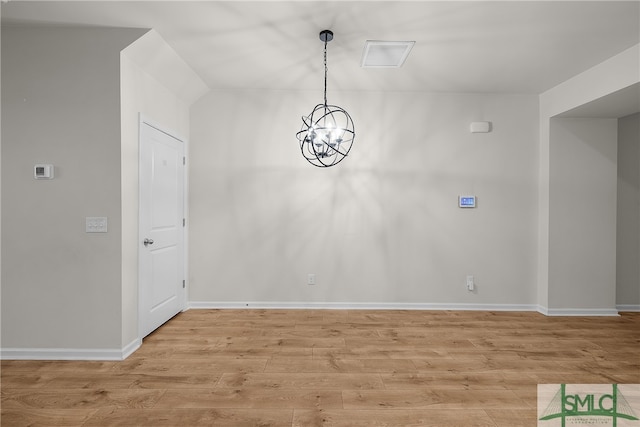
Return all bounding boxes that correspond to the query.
[323,38,328,107]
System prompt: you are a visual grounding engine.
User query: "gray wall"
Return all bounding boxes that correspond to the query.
[617,113,640,306]
[189,90,540,306]
[537,45,640,314]
[1,26,143,350]
[548,118,618,311]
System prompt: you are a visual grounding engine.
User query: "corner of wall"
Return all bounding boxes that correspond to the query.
[120,28,208,351]
[537,44,640,314]
[121,29,209,105]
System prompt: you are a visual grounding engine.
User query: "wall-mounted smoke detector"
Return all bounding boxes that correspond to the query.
[361,40,415,68]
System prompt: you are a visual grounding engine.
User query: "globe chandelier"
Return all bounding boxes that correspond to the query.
[296,30,355,167]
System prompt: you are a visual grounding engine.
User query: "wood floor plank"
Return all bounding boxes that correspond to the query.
[469,337,606,351]
[216,372,386,390]
[292,409,498,426]
[342,389,528,410]
[264,358,417,374]
[0,370,221,390]
[178,346,314,360]
[410,358,498,373]
[109,373,222,389]
[1,309,638,426]
[155,326,267,338]
[155,388,343,409]
[84,407,293,426]
[0,409,99,427]
[312,346,448,360]
[1,389,165,409]
[0,360,117,372]
[508,384,538,409]
[1,372,106,389]
[380,372,526,390]
[267,326,380,339]
[346,336,477,349]
[111,358,268,375]
[217,336,347,349]
[484,409,537,427]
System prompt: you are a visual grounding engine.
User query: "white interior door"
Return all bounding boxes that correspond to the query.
[139,119,185,338]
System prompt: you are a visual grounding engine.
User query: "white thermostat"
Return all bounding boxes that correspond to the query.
[34,164,54,180]
[458,195,476,208]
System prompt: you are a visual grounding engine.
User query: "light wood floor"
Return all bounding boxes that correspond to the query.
[2,309,639,426]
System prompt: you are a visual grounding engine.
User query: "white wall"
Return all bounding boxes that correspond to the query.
[1,26,144,352]
[617,113,640,307]
[1,7,4,342]
[540,45,639,119]
[120,29,207,349]
[549,118,618,311]
[538,44,640,314]
[189,90,539,307]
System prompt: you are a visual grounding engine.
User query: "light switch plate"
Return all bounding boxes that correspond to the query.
[470,121,491,133]
[86,217,108,233]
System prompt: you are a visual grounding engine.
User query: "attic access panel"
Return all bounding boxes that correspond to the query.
[361,40,415,68]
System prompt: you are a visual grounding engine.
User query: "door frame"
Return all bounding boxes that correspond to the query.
[138,114,189,340]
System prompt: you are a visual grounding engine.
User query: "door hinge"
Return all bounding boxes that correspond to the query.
[182,279,186,289]
[183,218,186,227]
[183,156,186,165]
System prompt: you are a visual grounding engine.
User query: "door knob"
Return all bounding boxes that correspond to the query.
[143,238,154,246]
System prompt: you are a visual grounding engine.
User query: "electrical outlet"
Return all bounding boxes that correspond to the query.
[307,273,316,285]
[466,275,474,291]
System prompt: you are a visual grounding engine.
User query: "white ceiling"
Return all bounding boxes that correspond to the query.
[2,1,639,94]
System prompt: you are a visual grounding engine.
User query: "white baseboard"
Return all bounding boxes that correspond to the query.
[1,338,142,361]
[122,338,143,359]
[190,302,628,317]
[617,304,640,312]
[540,307,620,316]
[188,301,540,312]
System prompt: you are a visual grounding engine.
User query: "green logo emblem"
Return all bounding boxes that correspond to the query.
[539,384,639,427]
